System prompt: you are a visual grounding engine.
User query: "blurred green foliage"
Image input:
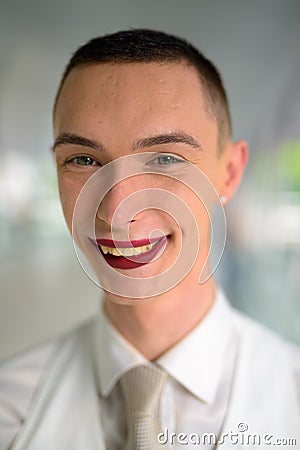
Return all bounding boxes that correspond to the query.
[252,140,300,191]
[277,141,300,191]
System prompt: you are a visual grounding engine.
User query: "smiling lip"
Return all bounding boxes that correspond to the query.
[92,236,168,269]
[95,237,162,248]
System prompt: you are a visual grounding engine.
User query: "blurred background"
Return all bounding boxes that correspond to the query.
[0,0,299,360]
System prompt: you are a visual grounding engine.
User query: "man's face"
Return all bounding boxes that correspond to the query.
[53,62,230,298]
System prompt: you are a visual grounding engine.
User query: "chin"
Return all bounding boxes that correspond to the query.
[102,289,156,306]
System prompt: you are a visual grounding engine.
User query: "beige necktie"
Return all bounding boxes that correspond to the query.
[120,364,168,450]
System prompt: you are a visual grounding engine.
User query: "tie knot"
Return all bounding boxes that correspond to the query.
[120,364,168,415]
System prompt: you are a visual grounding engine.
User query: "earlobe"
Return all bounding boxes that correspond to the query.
[222,140,248,201]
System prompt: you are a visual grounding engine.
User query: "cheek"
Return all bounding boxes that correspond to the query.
[149,176,211,225]
[141,176,211,240]
[57,175,83,232]
[175,184,211,237]
[201,158,224,193]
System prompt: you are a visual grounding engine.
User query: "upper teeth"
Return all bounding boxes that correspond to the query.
[100,240,159,257]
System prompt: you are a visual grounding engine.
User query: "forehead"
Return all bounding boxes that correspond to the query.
[54,62,217,147]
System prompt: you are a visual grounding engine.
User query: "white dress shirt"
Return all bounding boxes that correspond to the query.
[0,289,299,450]
[93,289,237,449]
[0,341,57,450]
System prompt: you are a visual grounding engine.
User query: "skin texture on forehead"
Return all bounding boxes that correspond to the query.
[53,61,219,156]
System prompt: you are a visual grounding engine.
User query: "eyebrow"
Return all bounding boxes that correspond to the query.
[52,131,202,152]
[132,132,202,151]
[52,133,105,151]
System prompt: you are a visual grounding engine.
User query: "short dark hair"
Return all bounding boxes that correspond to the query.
[54,29,232,149]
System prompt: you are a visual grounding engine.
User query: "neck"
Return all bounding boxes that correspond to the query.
[104,274,217,360]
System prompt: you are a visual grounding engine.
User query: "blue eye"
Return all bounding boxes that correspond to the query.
[151,154,184,166]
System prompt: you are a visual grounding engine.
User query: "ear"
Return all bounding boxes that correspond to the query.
[220,140,248,203]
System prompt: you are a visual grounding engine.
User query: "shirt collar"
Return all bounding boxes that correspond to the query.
[92,288,234,404]
[92,308,148,397]
[157,289,234,403]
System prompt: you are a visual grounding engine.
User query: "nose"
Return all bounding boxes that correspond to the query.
[96,178,141,227]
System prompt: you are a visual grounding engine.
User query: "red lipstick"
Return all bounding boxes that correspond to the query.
[93,236,168,269]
